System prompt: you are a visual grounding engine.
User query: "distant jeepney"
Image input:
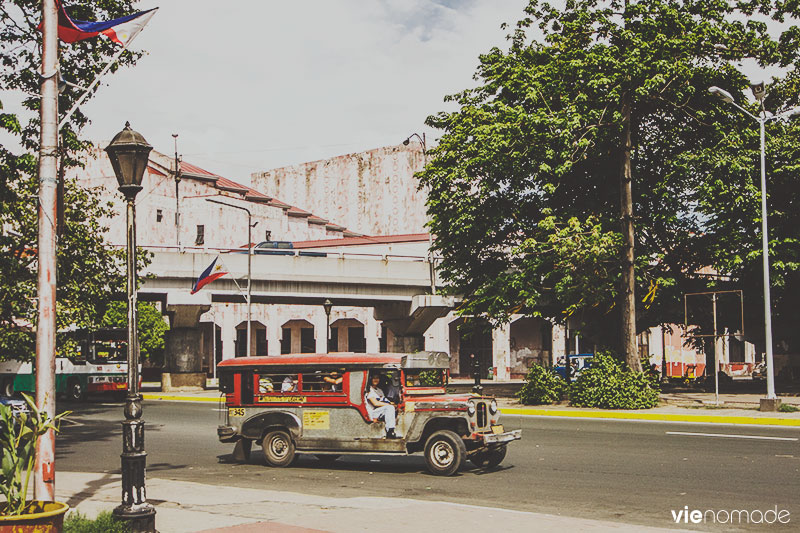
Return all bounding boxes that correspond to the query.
[217,352,521,476]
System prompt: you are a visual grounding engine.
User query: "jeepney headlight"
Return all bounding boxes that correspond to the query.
[489,399,498,414]
[467,401,476,416]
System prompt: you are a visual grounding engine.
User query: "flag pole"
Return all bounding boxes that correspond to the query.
[58,40,129,130]
[35,0,60,502]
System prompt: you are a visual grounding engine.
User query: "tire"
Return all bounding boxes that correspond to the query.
[2,378,14,398]
[470,445,507,469]
[424,430,466,476]
[67,378,85,401]
[315,454,340,466]
[261,430,295,467]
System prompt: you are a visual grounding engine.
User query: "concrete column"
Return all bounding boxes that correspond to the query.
[388,334,424,353]
[267,309,281,356]
[492,323,511,381]
[163,296,210,391]
[365,314,380,353]
[315,311,327,354]
[551,323,567,366]
[220,306,236,361]
[424,316,449,352]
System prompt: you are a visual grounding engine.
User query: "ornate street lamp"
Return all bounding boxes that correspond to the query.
[106,122,156,532]
[323,299,333,353]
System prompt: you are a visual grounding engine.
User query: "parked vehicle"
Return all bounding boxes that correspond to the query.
[0,328,130,401]
[0,395,30,419]
[217,351,521,476]
[553,353,594,380]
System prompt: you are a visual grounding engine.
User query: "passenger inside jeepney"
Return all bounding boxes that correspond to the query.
[380,372,401,403]
[323,370,343,392]
[281,375,297,392]
[365,372,399,438]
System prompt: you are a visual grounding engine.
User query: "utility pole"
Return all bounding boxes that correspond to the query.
[619,0,639,372]
[35,0,59,502]
[173,134,181,247]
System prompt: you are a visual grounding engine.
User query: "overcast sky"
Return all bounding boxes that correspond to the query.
[71,0,529,184]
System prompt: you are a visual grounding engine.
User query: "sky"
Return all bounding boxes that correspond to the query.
[71,0,529,184]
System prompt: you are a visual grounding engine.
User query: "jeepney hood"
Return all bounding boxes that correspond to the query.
[404,393,473,404]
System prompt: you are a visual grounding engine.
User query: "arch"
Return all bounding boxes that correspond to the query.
[280,319,315,354]
[448,317,493,378]
[329,318,366,353]
[235,320,267,357]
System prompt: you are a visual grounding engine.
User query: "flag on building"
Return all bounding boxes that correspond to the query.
[191,258,228,294]
[44,1,158,46]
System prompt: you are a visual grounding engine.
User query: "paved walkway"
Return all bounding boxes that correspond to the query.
[56,472,691,533]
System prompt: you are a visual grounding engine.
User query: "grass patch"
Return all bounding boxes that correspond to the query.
[64,511,130,533]
[778,403,800,413]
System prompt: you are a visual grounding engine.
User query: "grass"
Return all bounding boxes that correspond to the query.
[778,403,800,413]
[63,511,130,533]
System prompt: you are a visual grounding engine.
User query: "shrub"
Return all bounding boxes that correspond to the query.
[516,364,567,405]
[778,403,799,413]
[568,352,660,409]
[64,511,130,533]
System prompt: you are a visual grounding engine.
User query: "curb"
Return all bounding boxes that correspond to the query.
[143,393,220,403]
[502,407,800,426]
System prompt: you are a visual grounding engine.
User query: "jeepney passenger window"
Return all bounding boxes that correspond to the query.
[241,371,254,404]
[300,369,345,393]
[255,373,298,394]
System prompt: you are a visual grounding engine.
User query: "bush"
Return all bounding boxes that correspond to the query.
[568,352,660,409]
[64,511,130,533]
[778,403,799,413]
[516,364,567,405]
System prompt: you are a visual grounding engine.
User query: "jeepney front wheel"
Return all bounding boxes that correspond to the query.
[470,445,507,469]
[424,430,466,476]
[262,429,295,467]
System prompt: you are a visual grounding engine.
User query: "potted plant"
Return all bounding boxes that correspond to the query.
[0,393,70,532]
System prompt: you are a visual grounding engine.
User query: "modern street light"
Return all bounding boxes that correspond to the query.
[206,199,254,357]
[106,122,156,532]
[323,299,333,353]
[708,84,800,407]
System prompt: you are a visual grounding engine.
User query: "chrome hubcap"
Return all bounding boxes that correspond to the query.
[431,441,454,467]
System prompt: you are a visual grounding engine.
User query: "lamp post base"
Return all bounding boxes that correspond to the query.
[113,504,156,533]
[760,398,782,412]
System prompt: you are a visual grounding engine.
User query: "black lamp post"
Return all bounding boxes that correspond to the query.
[106,122,156,533]
[323,299,333,353]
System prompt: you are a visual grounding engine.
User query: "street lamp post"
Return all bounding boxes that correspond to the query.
[106,122,156,532]
[708,85,800,408]
[403,133,436,294]
[206,199,254,357]
[323,299,333,353]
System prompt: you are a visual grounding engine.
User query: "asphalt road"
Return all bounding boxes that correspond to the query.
[57,399,800,530]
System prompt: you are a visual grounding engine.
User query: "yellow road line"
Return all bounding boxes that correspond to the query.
[502,407,800,426]
[142,394,220,402]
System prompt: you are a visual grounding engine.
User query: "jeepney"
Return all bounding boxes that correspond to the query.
[217,351,521,476]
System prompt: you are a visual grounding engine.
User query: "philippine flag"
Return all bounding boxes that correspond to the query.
[191,258,228,295]
[47,1,158,46]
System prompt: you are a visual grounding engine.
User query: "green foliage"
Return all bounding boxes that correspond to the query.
[101,302,168,361]
[64,511,131,533]
[0,1,148,360]
[778,403,799,413]
[568,352,660,409]
[516,364,567,405]
[418,0,800,362]
[0,394,70,516]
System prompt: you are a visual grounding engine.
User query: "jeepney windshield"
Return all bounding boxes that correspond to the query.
[404,369,447,388]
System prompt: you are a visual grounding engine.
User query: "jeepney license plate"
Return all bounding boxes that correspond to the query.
[491,425,504,434]
[228,408,245,417]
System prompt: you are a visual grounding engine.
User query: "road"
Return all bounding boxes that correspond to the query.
[57,400,800,530]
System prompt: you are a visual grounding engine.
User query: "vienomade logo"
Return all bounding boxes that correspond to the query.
[671,506,790,525]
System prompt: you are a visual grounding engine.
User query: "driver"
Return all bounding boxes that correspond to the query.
[366,373,399,439]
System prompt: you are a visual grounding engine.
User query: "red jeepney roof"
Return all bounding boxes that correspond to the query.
[217,353,407,368]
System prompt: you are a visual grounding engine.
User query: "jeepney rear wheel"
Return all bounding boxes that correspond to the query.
[470,445,507,469]
[424,430,466,476]
[262,429,295,467]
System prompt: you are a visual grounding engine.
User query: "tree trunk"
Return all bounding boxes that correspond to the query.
[620,88,640,372]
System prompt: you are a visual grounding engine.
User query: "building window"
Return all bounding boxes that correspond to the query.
[156,209,163,222]
[195,225,205,245]
[265,230,271,241]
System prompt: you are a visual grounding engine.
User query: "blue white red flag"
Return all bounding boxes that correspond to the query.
[46,1,157,46]
[191,258,228,294]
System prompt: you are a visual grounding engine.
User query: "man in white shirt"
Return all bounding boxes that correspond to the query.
[366,373,399,438]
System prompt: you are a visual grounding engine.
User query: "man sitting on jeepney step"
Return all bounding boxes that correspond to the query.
[366,373,400,439]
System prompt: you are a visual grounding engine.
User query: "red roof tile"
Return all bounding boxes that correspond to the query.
[293,233,431,249]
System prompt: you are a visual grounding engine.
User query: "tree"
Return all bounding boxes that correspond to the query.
[0,1,146,359]
[418,0,800,369]
[101,302,168,362]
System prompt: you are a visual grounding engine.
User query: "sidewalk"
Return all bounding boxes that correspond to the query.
[142,385,800,427]
[56,471,691,533]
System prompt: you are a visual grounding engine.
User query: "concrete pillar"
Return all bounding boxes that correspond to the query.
[315,311,327,354]
[267,309,281,356]
[388,334,424,353]
[366,314,380,353]
[552,323,567,366]
[163,296,210,391]
[492,323,511,381]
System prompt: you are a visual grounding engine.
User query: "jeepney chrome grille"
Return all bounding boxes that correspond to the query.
[476,401,488,429]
